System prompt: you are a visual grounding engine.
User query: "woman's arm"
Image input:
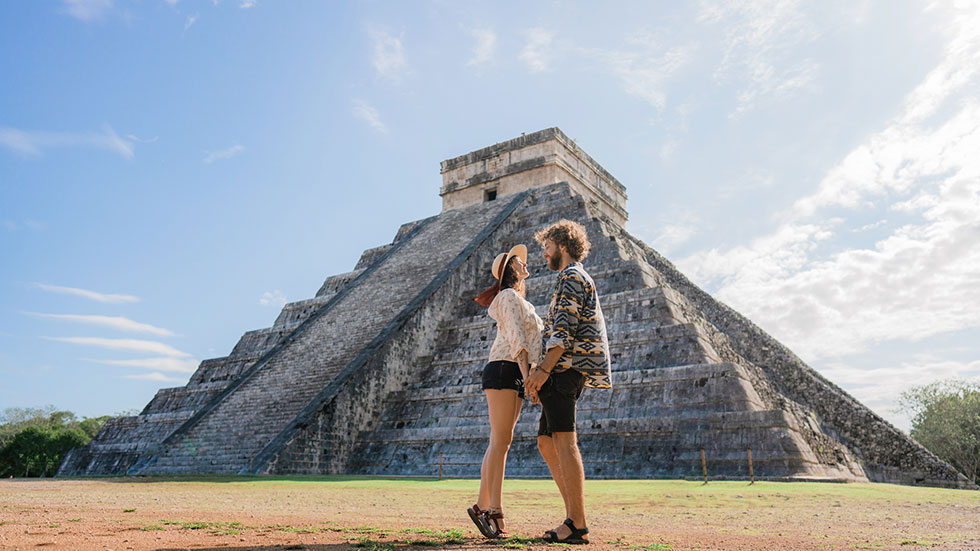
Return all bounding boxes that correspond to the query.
[516,349,530,380]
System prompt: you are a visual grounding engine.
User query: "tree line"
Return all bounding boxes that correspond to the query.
[899,379,980,485]
[0,406,110,477]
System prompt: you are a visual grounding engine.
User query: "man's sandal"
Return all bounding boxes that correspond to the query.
[543,518,590,545]
[467,504,497,539]
[486,510,508,538]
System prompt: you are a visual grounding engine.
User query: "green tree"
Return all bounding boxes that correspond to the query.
[0,408,112,477]
[899,379,980,484]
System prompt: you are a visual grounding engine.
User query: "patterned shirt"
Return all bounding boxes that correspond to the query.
[544,262,612,389]
[488,288,544,365]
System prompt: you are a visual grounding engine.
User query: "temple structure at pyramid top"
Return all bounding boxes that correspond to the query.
[440,128,628,226]
[60,128,975,489]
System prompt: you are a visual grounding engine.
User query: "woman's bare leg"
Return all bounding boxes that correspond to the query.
[482,389,522,532]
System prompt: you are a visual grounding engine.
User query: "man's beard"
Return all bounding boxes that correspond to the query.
[548,255,562,271]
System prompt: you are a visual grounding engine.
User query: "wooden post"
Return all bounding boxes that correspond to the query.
[439,452,443,480]
[747,448,755,485]
[700,448,707,484]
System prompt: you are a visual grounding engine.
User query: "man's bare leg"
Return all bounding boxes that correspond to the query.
[549,431,587,540]
[537,435,571,519]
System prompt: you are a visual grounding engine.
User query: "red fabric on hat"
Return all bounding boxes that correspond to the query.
[474,281,501,307]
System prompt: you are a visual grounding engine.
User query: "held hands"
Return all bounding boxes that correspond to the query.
[525,366,550,402]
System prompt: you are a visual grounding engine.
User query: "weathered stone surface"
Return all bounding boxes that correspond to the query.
[60,129,975,489]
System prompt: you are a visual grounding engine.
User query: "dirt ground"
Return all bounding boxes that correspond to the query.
[1,476,979,551]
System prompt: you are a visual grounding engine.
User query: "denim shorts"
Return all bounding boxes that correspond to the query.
[537,368,586,436]
[482,360,525,399]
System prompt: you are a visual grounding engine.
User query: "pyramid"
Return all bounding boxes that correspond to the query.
[60,128,973,488]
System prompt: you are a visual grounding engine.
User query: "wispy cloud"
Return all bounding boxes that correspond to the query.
[62,0,113,21]
[33,283,140,304]
[3,219,46,232]
[239,0,257,7]
[369,27,407,79]
[45,337,191,357]
[467,28,497,67]
[86,357,198,373]
[23,312,174,336]
[698,0,819,118]
[203,144,244,163]
[123,372,187,383]
[0,124,134,159]
[184,13,199,31]
[259,289,287,308]
[352,100,388,134]
[584,29,692,112]
[520,27,555,73]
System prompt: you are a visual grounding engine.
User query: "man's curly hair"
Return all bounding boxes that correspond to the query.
[534,219,591,261]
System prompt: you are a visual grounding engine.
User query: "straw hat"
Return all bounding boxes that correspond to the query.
[475,244,528,307]
[490,244,528,282]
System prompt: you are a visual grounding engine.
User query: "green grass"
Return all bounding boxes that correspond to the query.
[122,508,136,512]
[66,518,81,522]
[140,524,164,531]
[159,519,247,534]
[351,537,397,551]
[402,527,466,544]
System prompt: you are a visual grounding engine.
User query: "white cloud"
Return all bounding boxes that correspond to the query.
[184,13,199,31]
[467,28,497,67]
[698,0,819,118]
[352,100,388,134]
[240,0,257,7]
[33,283,140,304]
[203,144,244,163]
[164,0,179,5]
[679,3,980,362]
[86,357,198,373]
[62,0,113,21]
[45,337,191,357]
[520,27,555,73]
[259,289,287,308]
[659,139,679,163]
[123,372,187,383]
[585,30,692,112]
[126,134,158,143]
[369,27,407,79]
[23,312,175,336]
[0,124,134,159]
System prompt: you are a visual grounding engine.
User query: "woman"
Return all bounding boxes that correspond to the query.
[468,244,543,538]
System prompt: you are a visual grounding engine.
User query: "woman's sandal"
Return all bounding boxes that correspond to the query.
[467,504,497,539]
[486,510,508,538]
[543,518,590,545]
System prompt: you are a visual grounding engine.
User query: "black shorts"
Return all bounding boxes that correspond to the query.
[537,368,586,437]
[482,360,525,399]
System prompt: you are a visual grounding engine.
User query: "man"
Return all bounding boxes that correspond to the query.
[525,219,612,544]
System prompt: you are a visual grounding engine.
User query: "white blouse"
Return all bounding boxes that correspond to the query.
[487,288,544,365]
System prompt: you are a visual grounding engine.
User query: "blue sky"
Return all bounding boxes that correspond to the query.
[1,0,978,432]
